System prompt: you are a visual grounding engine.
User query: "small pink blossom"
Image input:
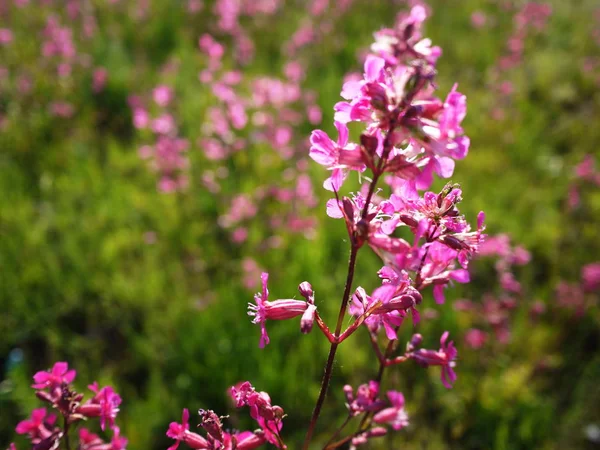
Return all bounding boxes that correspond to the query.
[373,391,409,430]
[32,362,76,390]
[247,273,312,348]
[464,328,487,349]
[343,381,384,416]
[166,409,210,450]
[229,382,285,448]
[153,85,173,107]
[77,384,122,431]
[582,263,600,292]
[410,331,458,388]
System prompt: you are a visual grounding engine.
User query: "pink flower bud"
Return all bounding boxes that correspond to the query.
[298,282,314,300]
[300,304,317,334]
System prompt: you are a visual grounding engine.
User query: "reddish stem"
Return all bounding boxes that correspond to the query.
[302,245,359,450]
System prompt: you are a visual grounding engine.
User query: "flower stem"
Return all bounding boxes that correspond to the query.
[302,244,359,450]
[323,414,353,449]
[64,417,71,450]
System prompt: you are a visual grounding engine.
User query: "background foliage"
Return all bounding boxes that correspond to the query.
[1,0,599,448]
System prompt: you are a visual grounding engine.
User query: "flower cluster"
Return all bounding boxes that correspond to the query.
[166,382,285,450]
[131,88,190,193]
[11,362,126,450]
[241,5,482,448]
[169,4,483,449]
[341,382,408,447]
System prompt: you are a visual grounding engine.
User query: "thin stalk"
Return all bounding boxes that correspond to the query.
[302,245,359,450]
[304,110,399,449]
[323,414,353,449]
[64,418,71,450]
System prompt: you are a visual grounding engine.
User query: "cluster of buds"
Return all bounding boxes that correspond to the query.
[340,382,408,448]
[166,382,285,450]
[11,362,126,450]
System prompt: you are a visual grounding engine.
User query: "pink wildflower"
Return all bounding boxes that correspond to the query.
[153,85,173,107]
[373,391,409,430]
[582,263,600,292]
[410,331,458,388]
[247,273,312,348]
[15,408,56,442]
[309,121,365,191]
[229,382,285,448]
[343,381,384,416]
[32,362,76,390]
[464,328,487,349]
[77,383,122,431]
[166,409,210,450]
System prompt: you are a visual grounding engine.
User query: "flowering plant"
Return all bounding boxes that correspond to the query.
[165,5,484,450]
[10,362,125,450]
[10,5,487,450]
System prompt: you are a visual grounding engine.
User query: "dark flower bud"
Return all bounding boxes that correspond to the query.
[439,234,466,251]
[360,133,379,156]
[342,197,355,221]
[400,213,419,228]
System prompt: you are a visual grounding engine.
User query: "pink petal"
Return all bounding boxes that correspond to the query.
[364,55,385,81]
[433,285,445,304]
[335,120,349,147]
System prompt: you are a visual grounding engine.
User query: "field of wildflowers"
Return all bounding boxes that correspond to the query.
[1,0,599,449]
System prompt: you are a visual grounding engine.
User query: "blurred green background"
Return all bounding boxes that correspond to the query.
[1,0,599,448]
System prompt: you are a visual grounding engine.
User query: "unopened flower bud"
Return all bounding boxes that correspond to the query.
[400,213,419,228]
[35,391,54,404]
[298,282,313,301]
[300,304,317,334]
[342,197,354,221]
[360,133,379,156]
[352,435,368,446]
[343,385,354,403]
[439,234,466,251]
[368,427,388,437]
[408,333,422,351]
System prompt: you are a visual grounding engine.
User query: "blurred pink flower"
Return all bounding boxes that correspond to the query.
[32,362,76,390]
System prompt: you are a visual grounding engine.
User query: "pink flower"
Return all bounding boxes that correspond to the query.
[77,384,122,431]
[133,108,150,129]
[15,408,56,443]
[373,391,409,430]
[0,28,14,45]
[32,362,76,390]
[93,68,108,93]
[410,331,458,388]
[343,381,384,416]
[166,409,210,450]
[153,85,173,107]
[582,263,600,292]
[247,273,311,348]
[309,121,365,191]
[224,430,266,450]
[464,328,487,349]
[79,428,105,449]
[110,427,128,450]
[198,34,224,60]
[152,113,176,135]
[471,11,487,29]
[229,382,285,448]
